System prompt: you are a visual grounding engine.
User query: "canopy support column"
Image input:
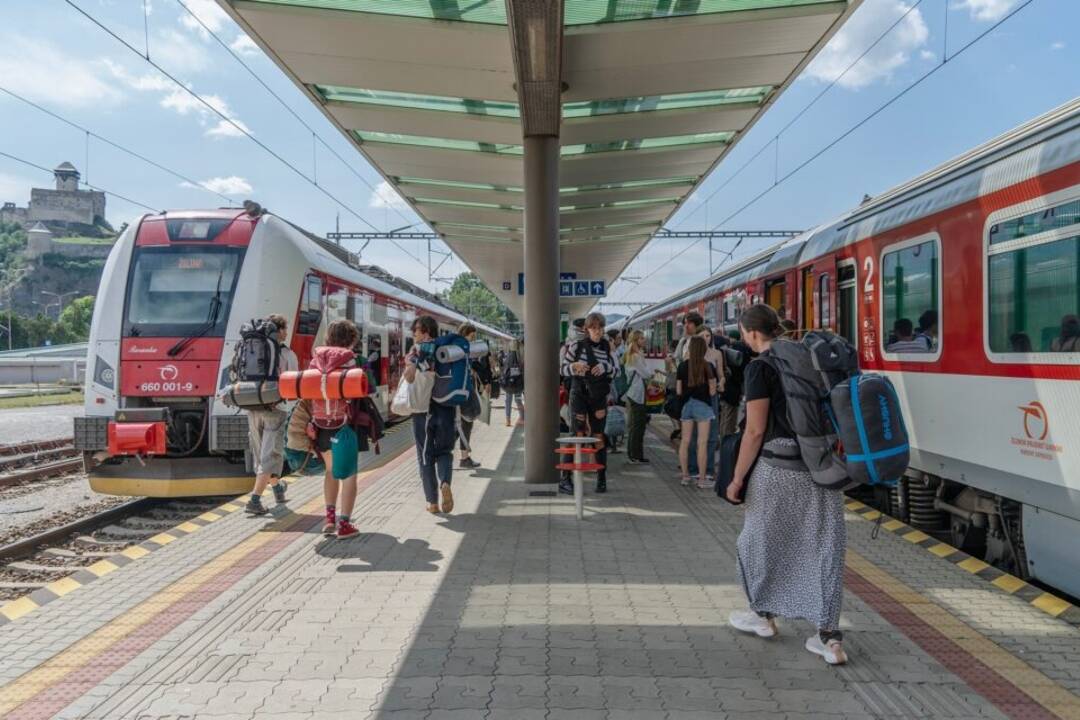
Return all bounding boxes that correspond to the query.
[507,0,564,485]
[522,135,560,484]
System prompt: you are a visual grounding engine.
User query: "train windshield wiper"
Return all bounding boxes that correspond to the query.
[167,270,224,358]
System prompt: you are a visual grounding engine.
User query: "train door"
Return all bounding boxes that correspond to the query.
[817,271,832,332]
[765,278,786,315]
[836,259,857,345]
[800,267,814,334]
[293,274,323,366]
[386,306,404,391]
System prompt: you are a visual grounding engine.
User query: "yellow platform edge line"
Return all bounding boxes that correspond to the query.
[844,498,1078,628]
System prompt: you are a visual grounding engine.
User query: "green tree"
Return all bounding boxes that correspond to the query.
[56,295,95,341]
[438,272,516,331]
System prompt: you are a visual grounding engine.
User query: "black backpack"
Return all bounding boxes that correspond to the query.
[761,331,909,490]
[502,351,524,393]
[232,318,282,382]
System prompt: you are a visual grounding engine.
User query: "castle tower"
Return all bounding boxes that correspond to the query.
[26,222,53,258]
[54,162,80,192]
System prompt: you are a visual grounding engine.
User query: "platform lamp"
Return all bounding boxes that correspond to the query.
[40,291,78,320]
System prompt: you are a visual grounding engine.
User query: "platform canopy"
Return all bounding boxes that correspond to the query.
[218,0,859,318]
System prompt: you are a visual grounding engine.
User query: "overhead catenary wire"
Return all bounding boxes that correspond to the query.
[62,0,425,265]
[0,85,237,207]
[0,149,159,213]
[615,0,1037,301]
[171,0,429,262]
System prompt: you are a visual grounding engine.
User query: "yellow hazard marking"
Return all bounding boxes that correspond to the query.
[1032,593,1071,617]
[198,511,223,522]
[845,500,867,510]
[957,557,989,573]
[992,574,1027,594]
[175,522,201,534]
[846,549,1080,719]
[862,509,882,520]
[881,519,906,531]
[45,577,83,598]
[219,503,241,513]
[84,560,118,577]
[928,543,956,558]
[0,597,39,622]
[902,529,931,543]
[121,545,150,560]
[148,533,177,546]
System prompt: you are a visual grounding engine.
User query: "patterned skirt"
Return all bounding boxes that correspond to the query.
[735,451,846,630]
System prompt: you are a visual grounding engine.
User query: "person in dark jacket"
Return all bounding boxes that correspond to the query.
[457,323,491,469]
[560,312,617,494]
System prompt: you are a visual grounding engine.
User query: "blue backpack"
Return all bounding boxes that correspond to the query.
[430,334,474,406]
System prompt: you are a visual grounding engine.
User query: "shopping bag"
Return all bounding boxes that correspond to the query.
[390,371,433,415]
[478,389,492,425]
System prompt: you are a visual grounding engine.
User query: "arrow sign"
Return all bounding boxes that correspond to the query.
[590,280,606,297]
[559,281,574,297]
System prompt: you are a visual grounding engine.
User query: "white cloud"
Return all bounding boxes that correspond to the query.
[229,34,260,56]
[149,28,211,74]
[1051,41,1066,51]
[178,0,233,37]
[0,173,35,205]
[920,49,936,61]
[956,0,1019,22]
[0,37,123,108]
[158,87,252,139]
[804,0,929,90]
[181,176,252,195]
[370,181,408,210]
[104,60,172,92]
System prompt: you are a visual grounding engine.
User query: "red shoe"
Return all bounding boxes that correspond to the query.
[336,520,360,539]
[322,509,336,535]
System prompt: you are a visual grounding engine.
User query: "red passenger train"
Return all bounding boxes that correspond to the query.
[628,98,1080,598]
[75,207,511,499]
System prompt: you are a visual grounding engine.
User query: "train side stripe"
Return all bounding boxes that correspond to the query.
[844,499,1080,628]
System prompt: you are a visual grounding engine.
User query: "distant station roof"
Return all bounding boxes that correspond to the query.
[218,0,859,315]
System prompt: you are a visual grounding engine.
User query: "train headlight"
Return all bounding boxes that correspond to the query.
[94,355,115,389]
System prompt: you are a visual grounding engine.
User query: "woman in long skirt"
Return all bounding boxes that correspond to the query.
[725,303,848,665]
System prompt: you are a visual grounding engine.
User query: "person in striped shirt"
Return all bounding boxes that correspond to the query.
[559,312,618,495]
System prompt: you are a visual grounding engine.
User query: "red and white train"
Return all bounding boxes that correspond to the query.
[628,98,1080,597]
[74,208,511,499]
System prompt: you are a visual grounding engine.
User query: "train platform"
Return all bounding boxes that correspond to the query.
[2,418,1080,720]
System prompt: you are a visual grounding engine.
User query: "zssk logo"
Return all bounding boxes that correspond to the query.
[1018,401,1048,441]
[159,364,179,381]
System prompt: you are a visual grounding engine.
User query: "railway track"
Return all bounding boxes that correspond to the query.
[0,496,227,603]
[0,437,81,488]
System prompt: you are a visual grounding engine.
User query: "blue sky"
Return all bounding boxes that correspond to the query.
[1,0,1076,309]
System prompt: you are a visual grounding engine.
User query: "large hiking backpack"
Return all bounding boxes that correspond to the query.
[234,319,281,381]
[430,334,474,406]
[764,331,908,490]
[222,319,284,408]
[309,348,355,429]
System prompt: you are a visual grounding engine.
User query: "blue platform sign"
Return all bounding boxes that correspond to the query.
[590,280,606,297]
[517,272,524,295]
[521,273,604,297]
[559,281,575,297]
[559,272,577,280]
[574,281,589,296]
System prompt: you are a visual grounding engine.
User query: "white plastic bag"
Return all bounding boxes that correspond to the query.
[390,371,433,415]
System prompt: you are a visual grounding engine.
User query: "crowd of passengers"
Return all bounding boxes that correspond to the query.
[232,304,850,666]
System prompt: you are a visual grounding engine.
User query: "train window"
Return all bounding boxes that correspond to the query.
[989,198,1080,245]
[988,232,1080,355]
[881,236,940,357]
[297,275,322,336]
[817,274,831,330]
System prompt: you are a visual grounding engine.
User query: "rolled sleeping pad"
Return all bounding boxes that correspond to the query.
[278,368,369,401]
[221,380,282,408]
[434,340,489,364]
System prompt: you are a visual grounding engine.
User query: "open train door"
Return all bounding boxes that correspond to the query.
[836,259,858,344]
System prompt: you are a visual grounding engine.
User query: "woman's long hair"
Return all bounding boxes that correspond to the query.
[687,335,708,387]
[623,329,644,367]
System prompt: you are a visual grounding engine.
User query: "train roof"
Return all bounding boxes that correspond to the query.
[269,214,514,341]
[628,96,1080,327]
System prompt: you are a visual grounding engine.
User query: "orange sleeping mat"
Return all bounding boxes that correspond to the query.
[278,369,369,400]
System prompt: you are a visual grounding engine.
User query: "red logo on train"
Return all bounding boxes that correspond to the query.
[1018,401,1049,441]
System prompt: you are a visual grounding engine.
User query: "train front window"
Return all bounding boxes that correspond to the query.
[124,246,244,337]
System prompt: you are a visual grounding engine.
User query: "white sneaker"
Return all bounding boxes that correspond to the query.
[728,610,777,638]
[805,635,848,665]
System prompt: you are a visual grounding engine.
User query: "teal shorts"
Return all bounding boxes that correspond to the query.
[315,426,359,480]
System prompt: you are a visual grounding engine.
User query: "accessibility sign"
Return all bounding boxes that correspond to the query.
[557,279,605,298]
